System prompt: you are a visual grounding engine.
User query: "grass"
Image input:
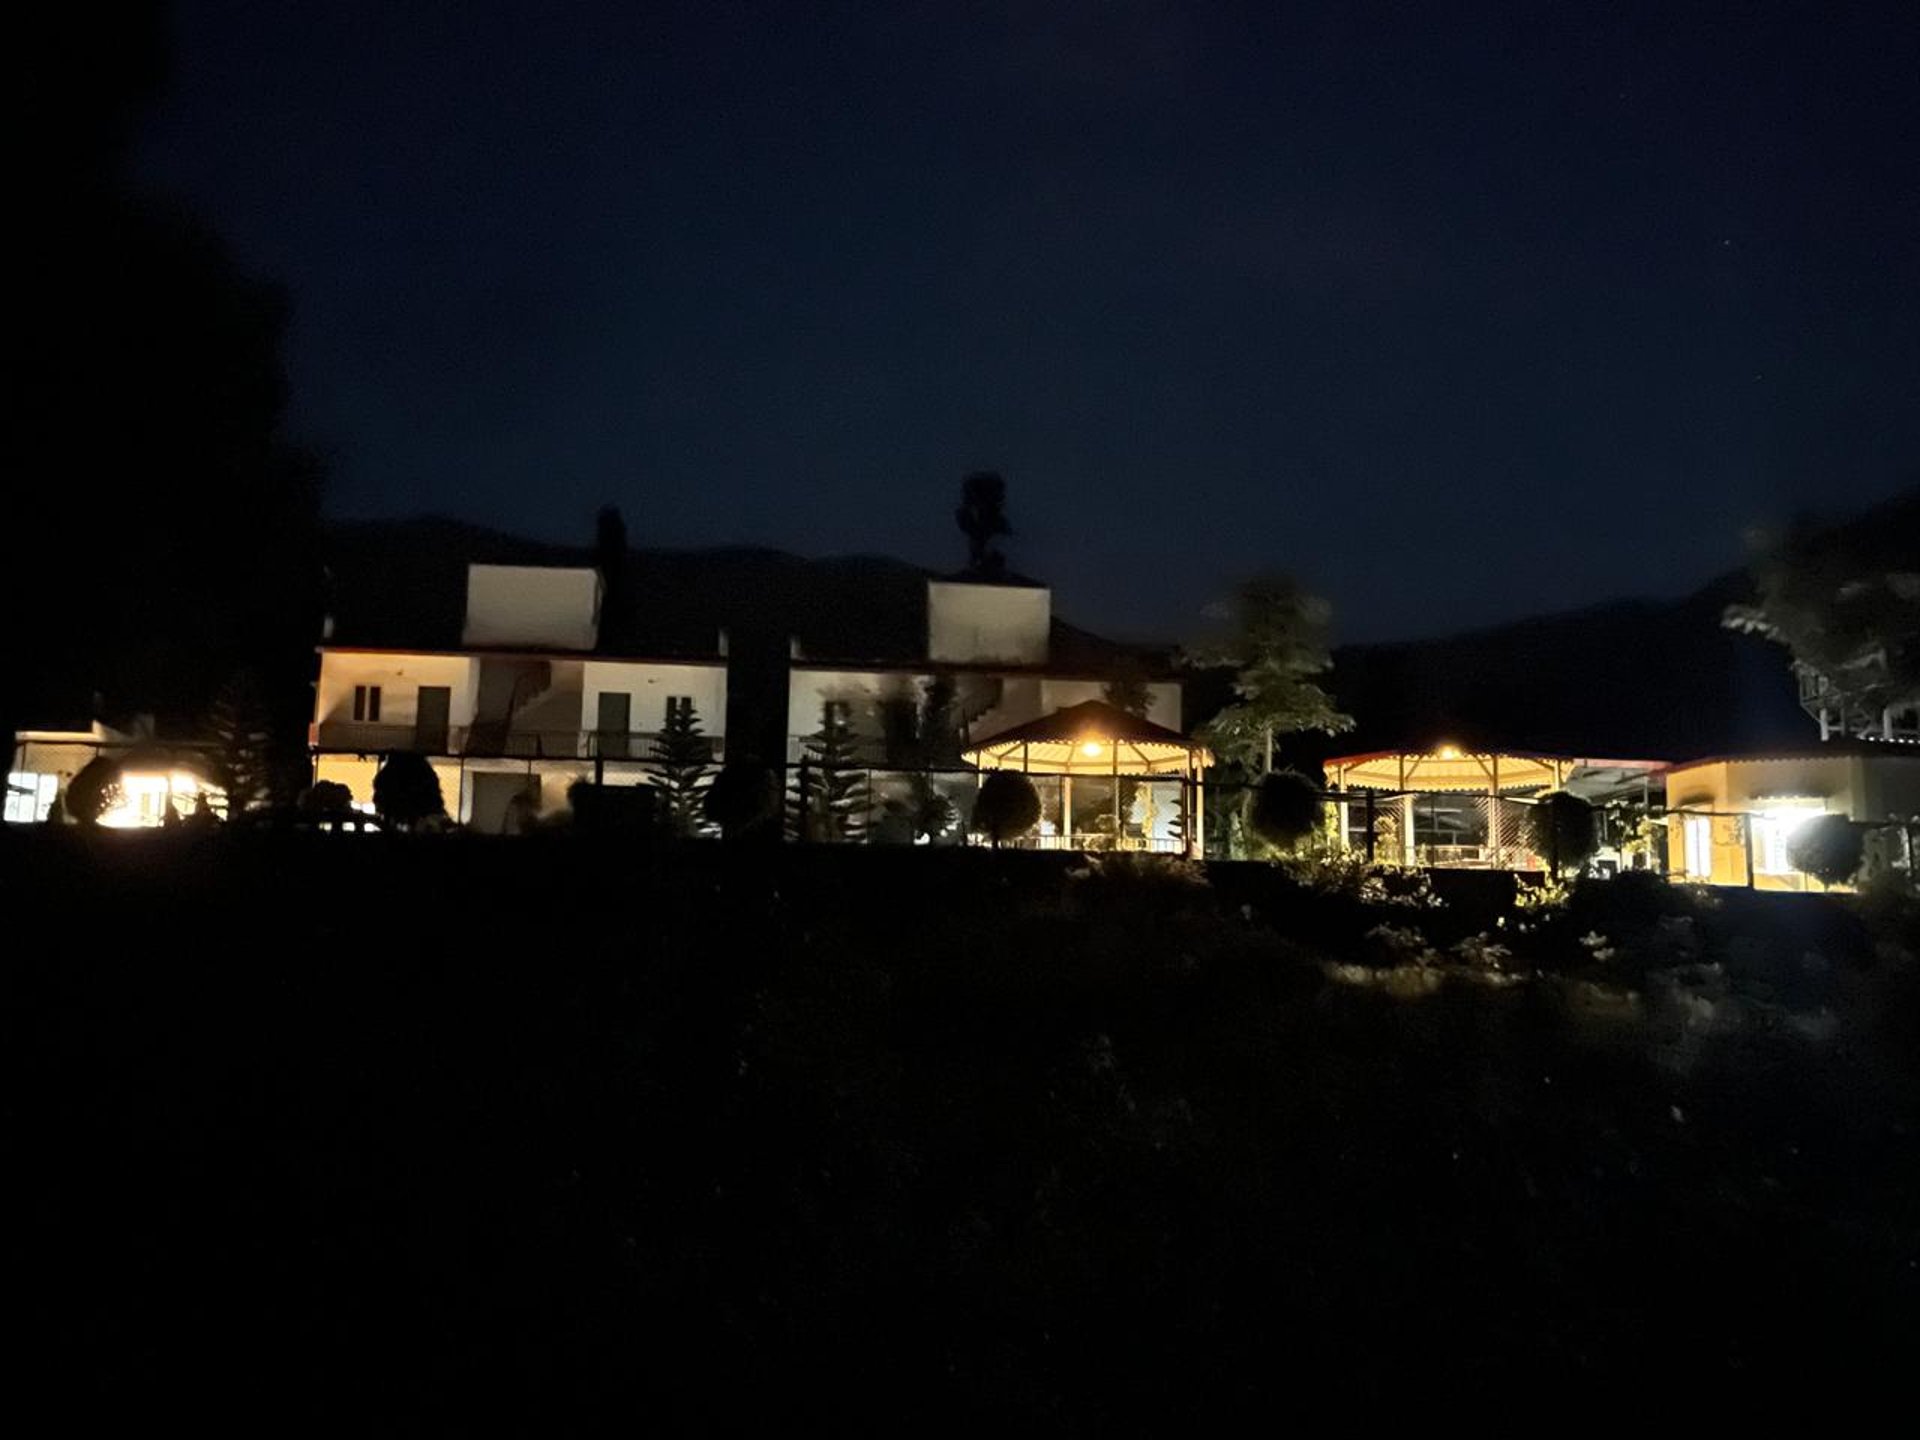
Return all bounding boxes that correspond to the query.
[11,830,1918,1423]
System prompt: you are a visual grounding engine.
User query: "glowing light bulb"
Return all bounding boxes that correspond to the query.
[1437,744,1461,760]
[1080,739,1104,758]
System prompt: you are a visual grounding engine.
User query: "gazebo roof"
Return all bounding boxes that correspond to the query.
[964,699,1211,775]
[1325,746,1665,793]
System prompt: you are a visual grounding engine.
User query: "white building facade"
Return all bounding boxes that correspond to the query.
[311,563,727,831]
[786,576,1184,846]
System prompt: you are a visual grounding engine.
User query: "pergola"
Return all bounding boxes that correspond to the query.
[1324,746,1665,867]
[962,699,1214,856]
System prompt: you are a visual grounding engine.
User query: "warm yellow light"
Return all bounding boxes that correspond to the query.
[1080,739,1104,758]
[1436,744,1462,760]
[99,770,214,828]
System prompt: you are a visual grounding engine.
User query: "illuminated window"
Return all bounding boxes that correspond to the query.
[5,772,57,823]
[1753,807,1821,875]
[1682,815,1712,878]
[353,684,382,722]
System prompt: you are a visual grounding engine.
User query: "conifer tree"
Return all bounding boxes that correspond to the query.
[650,696,715,837]
[790,700,869,842]
[208,668,275,815]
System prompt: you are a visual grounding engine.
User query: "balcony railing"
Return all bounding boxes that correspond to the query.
[312,722,720,762]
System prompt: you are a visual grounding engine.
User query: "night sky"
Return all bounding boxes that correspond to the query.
[134,1,1919,643]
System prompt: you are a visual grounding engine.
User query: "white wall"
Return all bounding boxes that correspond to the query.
[583,660,728,737]
[314,651,479,731]
[787,668,923,757]
[927,580,1050,664]
[462,564,601,651]
[790,668,1184,758]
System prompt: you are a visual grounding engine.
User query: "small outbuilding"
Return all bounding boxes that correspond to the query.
[962,699,1214,855]
[1324,745,1665,869]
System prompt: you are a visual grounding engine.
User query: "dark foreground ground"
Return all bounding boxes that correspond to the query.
[11,831,1919,1422]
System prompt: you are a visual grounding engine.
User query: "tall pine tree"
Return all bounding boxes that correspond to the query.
[208,668,274,815]
[790,700,870,842]
[649,695,714,837]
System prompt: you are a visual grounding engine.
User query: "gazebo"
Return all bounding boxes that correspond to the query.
[962,699,1213,855]
[1324,745,1664,868]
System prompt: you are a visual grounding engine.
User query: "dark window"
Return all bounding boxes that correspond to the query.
[666,694,695,726]
[353,685,382,722]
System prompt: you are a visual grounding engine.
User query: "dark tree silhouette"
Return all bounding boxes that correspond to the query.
[1102,664,1154,837]
[567,779,657,837]
[973,771,1041,848]
[1526,792,1599,879]
[791,702,869,842]
[10,2,323,774]
[594,505,632,652]
[873,677,965,843]
[373,754,445,830]
[1101,664,1153,720]
[1246,770,1322,852]
[208,670,275,816]
[649,697,715,837]
[298,780,354,817]
[1723,494,1920,740]
[705,762,779,841]
[64,756,125,826]
[1195,575,1353,775]
[955,472,1012,575]
[1786,814,1866,888]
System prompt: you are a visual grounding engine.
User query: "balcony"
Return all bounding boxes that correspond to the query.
[312,723,720,762]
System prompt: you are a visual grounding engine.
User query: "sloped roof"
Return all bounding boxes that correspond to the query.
[1668,740,1920,769]
[971,698,1191,749]
[964,699,1210,774]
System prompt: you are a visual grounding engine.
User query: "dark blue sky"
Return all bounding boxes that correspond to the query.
[135,1,1919,643]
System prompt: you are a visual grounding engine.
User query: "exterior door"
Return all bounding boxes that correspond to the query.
[415,685,452,752]
[597,692,631,758]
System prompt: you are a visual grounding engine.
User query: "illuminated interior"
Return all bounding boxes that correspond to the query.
[1749,799,1825,875]
[100,769,226,828]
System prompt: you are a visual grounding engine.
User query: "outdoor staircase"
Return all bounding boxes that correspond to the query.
[466,660,553,756]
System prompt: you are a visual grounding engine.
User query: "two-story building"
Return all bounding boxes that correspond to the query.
[786,571,1185,846]
[311,562,727,831]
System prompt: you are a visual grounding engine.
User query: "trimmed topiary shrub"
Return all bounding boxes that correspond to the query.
[568,780,658,837]
[705,762,779,841]
[298,780,354,817]
[64,756,125,826]
[372,753,445,830]
[1246,770,1321,851]
[1526,792,1598,878]
[973,771,1041,848]
[1787,813,1865,888]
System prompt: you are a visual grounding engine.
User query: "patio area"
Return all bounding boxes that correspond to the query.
[963,699,1214,856]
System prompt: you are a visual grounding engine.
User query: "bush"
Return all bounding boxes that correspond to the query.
[973,771,1040,847]
[568,780,658,837]
[1246,771,1321,851]
[298,780,354,817]
[64,756,125,825]
[1526,792,1597,878]
[705,763,779,840]
[372,753,445,830]
[1787,814,1865,888]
